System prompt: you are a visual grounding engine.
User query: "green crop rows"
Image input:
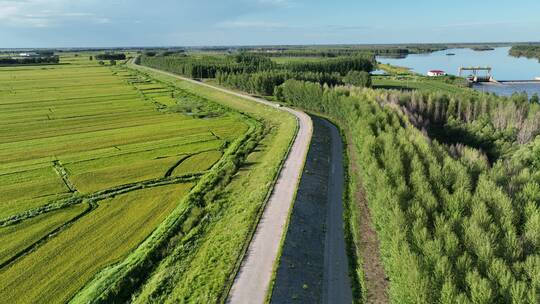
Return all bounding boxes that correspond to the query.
[0,55,257,303]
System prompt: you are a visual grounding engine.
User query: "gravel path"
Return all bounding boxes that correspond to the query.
[226,107,312,304]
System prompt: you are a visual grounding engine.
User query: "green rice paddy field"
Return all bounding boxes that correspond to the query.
[0,55,256,303]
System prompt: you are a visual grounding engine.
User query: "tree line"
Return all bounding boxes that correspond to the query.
[282,56,373,75]
[216,70,343,96]
[217,69,371,96]
[275,80,540,303]
[139,53,275,79]
[140,53,374,95]
[95,53,126,60]
[509,45,540,61]
[245,46,445,58]
[0,55,59,65]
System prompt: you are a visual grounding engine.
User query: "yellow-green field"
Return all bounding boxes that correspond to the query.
[0,183,193,303]
[0,55,249,302]
[0,52,298,303]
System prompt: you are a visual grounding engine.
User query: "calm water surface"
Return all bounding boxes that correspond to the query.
[377,47,540,96]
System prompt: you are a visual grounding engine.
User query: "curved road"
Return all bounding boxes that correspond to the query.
[130,61,313,304]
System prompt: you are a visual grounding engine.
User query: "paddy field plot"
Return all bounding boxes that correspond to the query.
[0,55,249,302]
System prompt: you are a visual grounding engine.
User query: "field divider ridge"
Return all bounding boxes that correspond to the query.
[69,106,264,303]
[0,173,203,227]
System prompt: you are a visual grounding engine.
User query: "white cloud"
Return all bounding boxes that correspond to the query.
[0,0,106,27]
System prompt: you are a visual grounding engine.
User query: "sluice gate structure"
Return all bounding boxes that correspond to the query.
[459,66,540,84]
[459,66,494,83]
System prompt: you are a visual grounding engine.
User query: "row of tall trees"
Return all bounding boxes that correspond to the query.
[140,53,373,76]
[282,55,373,75]
[275,80,540,303]
[216,70,342,95]
[141,53,374,95]
[140,53,273,79]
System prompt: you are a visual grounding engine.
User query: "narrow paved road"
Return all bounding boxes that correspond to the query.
[321,119,352,304]
[270,117,352,304]
[228,109,311,304]
[130,61,313,304]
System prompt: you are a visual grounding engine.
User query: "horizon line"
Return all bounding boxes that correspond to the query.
[2,41,540,51]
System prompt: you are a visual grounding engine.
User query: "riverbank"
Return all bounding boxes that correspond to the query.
[473,82,540,97]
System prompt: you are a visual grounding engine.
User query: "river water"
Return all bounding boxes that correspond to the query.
[377,47,540,96]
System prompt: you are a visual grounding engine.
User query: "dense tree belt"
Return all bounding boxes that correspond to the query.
[140,53,372,77]
[275,79,540,303]
[140,53,274,79]
[282,56,373,75]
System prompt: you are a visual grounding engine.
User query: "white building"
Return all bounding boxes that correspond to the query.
[427,70,446,77]
[18,52,39,57]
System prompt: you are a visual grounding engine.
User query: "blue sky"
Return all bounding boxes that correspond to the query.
[1,0,539,47]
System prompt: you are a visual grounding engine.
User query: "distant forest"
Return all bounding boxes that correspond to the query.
[139,52,374,95]
[510,45,540,61]
[95,53,127,60]
[0,55,59,65]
